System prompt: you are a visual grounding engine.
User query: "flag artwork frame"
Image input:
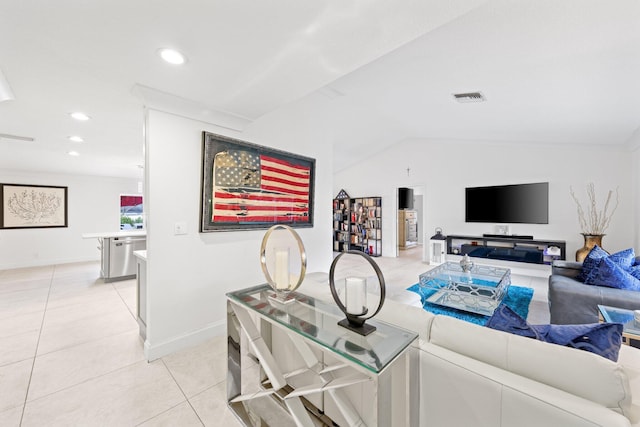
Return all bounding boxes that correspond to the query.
[200,132,315,232]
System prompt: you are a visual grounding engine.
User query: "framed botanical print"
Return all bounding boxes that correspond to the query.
[0,184,68,229]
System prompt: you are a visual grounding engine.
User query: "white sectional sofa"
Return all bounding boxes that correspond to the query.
[298,273,640,427]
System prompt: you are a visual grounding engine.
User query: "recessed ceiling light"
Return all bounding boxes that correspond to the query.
[70,112,91,121]
[158,48,186,65]
[68,136,84,143]
[67,150,80,156]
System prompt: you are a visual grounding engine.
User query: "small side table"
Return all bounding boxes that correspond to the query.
[597,305,640,345]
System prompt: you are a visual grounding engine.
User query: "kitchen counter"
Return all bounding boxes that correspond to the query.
[82,230,146,239]
[84,231,146,282]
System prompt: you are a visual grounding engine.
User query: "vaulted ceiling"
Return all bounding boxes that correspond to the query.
[1,0,639,178]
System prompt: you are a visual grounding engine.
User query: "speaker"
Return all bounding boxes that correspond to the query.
[398,187,414,210]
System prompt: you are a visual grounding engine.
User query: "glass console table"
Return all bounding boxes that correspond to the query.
[227,284,418,427]
[419,262,511,316]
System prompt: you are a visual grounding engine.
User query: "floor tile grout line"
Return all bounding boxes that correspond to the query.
[110,280,138,321]
[144,359,207,427]
[29,325,140,359]
[20,355,147,406]
[133,400,204,427]
[18,265,56,427]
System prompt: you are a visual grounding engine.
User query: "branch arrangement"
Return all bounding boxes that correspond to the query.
[569,183,619,235]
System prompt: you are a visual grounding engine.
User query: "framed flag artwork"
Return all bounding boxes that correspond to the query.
[199,132,315,232]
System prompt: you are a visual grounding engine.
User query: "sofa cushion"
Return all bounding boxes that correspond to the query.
[487,304,623,361]
[422,343,633,426]
[507,331,633,418]
[429,314,632,416]
[585,257,640,291]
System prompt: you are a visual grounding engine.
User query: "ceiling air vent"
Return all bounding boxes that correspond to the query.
[453,92,486,103]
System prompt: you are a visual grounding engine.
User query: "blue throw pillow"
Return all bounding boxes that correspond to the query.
[630,265,640,280]
[580,246,636,283]
[578,245,609,281]
[584,257,640,291]
[486,304,623,361]
[610,248,637,270]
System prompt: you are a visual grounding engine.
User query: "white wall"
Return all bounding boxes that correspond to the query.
[0,169,140,269]
[630,128,640,250]
[334,139,634,260]
[634,147,640,250]
[144,99,333,359]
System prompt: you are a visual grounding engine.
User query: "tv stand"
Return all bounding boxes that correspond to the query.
[447,234,566,265]
[483,233,533,240]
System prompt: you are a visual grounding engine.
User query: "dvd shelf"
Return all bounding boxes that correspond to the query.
[332,196,350,253]
[333,192,382,257]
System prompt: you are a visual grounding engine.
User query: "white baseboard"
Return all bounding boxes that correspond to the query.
[0,256,100,271]
[144,319,226,361]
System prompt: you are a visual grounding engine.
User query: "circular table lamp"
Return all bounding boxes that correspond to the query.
[260,225,307,304]
[329,251,386,336]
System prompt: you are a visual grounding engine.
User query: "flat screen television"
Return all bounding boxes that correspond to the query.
[398,187,414,210]
[465,182,549,224]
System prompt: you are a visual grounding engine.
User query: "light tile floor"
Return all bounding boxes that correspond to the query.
[0,261,236,427]
[0,249,550,426]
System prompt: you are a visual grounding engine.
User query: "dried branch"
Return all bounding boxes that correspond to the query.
[570,183,619,235]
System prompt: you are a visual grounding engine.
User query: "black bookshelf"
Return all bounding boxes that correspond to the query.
[332,191,382,257]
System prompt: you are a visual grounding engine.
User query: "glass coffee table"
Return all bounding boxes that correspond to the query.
[419,262,511,316]
[598,305,640,345]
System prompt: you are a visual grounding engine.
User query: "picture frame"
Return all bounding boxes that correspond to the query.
[200,132,315,232]
[0,183,68,229]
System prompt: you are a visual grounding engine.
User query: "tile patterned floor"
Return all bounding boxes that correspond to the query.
[0,248,550,426]
[0,261,236,427]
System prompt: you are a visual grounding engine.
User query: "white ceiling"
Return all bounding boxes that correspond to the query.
[1,0,639,178]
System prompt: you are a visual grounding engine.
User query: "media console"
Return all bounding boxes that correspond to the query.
[446,234,566,265]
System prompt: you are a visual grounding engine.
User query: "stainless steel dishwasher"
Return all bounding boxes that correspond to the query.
[100,236,147,281]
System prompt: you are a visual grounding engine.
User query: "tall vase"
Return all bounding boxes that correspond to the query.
[575,234,604,262]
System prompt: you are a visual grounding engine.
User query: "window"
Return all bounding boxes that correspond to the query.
[120,195,144,230]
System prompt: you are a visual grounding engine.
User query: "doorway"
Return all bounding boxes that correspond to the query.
[397,185,425,259]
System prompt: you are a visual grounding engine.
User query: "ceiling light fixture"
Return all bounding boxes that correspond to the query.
[158,48,186,65]
[67,150,80,156]
[68,136,84,143]
[70,112,91,121]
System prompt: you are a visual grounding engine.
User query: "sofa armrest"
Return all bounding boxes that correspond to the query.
[549,275,640,324]
[551,260,583,279]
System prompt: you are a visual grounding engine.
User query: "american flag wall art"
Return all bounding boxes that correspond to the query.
[200,132,315,232]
